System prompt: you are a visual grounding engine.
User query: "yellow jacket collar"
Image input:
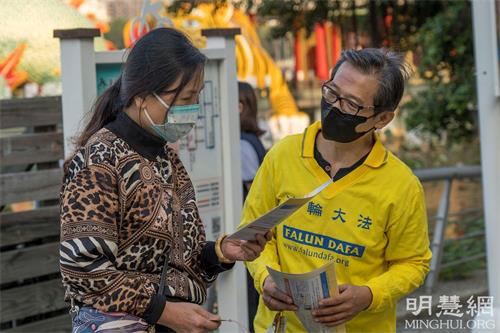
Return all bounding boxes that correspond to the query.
[300,121,388,168]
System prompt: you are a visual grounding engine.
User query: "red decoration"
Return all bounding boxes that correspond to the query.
[0,43,28,89]
[314,23,329,81]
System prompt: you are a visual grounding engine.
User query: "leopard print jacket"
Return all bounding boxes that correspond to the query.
[60,112,232,324]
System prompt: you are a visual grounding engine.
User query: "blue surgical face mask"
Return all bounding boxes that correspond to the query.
[143,92,200,143]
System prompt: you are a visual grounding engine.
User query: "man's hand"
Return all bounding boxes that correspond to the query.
[312,284,373,327]
[262,276,298,312]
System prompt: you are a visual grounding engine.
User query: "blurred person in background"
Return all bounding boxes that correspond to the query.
[239,81,267,199]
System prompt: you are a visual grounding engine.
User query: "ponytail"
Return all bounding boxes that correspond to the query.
[63,77,123,174]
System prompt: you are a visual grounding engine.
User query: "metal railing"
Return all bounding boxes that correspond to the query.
[413,165,483,293]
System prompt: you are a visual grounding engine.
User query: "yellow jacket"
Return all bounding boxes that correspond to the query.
[240,121,432,333]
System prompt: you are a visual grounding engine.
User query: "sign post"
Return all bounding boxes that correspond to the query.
[472,0,500,312]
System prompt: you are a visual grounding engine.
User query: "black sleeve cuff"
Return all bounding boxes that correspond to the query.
[143,293,167,325]
[201,241,235,274]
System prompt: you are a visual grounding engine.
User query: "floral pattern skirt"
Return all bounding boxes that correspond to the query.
[72,306,153,333]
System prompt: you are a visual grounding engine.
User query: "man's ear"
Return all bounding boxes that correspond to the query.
[374,111,395,129]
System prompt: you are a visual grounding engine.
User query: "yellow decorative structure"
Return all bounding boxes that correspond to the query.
[123,3,306,120]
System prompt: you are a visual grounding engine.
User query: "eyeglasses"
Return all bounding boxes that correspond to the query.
[322,83,376,116]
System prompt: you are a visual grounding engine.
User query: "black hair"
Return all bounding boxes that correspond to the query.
[331,48,411,112]
[238,81,264,137]
[65,27,206,172]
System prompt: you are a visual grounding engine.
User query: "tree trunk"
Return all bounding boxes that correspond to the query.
[351,0,359,47]
[369,0,381,47]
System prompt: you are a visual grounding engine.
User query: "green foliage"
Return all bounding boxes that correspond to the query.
[255,0,446,46]
[439,217,486,281]
[166,0,228,14]
[403,1,477,144]
[256,0,338,38]
[254,0,476,146]
[104,17,127,49]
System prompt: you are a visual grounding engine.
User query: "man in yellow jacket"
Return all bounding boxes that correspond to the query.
[239,48,432,333]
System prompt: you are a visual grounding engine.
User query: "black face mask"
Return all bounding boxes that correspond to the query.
[320,98,375,143]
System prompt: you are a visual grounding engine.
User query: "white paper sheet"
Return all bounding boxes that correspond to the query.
[267,262,346,333]
[228,179,333,241]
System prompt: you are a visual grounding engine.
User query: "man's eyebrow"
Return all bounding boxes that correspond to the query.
[331,82,364,105]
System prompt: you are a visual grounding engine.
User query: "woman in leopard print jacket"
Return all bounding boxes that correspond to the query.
[60,28,271,333]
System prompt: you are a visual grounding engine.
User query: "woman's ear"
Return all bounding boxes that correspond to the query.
[239,102,244,114]
[134,96,144,110]
[374,111,395,129]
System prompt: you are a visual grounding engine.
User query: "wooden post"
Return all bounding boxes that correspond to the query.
[54,28,100,157]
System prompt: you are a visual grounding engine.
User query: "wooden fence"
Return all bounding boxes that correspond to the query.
[0,96,71,332]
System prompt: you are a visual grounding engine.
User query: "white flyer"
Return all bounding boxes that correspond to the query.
[266,262,346,333]
[227,179,333,241]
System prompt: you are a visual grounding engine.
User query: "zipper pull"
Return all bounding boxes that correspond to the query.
[68,289,80,320]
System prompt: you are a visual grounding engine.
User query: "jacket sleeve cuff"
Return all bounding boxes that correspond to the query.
[201,241,235,274]
[255,268,270,295]
[363,280,385,313]
[142,293,167,325]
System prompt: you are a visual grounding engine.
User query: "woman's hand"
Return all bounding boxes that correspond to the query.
[158,301,221,333]
[221,231,272,262]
